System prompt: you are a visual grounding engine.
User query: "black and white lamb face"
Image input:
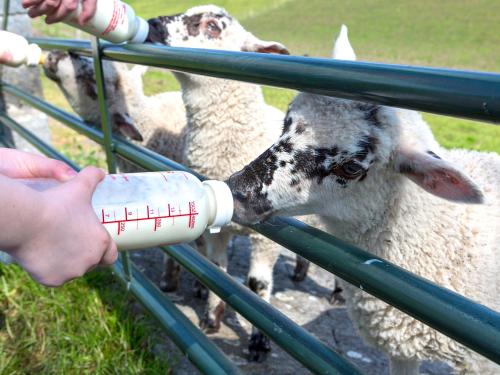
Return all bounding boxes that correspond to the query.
[228,92,395,223]
[228,26,483,225]
[146,5,289,54]
[43,50,143,141]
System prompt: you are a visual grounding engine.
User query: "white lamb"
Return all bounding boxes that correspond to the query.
[228,26,500,374]
[43,50,187,168]
[146,5,314,361]
[44,6,313,361]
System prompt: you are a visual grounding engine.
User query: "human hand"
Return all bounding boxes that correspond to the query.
[22,0,97,25]
[6,167,118,287]
[0,148,77,181]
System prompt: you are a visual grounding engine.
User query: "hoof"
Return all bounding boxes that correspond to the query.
[159,274,178,292]
[329,286,346,306]
[248,332,271,362]
[193,279,209,299]
[199,313,221,333]
[292,256,310,282]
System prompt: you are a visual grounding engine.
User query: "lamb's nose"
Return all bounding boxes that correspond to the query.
[227,174,250,202]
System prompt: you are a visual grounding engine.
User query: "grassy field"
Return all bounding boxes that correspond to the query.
[3,0,499,372]
[0,265,170,374]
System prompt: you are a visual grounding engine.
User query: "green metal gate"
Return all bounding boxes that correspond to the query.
[1,6,499,374]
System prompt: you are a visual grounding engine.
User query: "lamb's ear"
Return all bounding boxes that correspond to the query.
[112,113,144,142]
[394,149,484,204]
[242,34,290,55]
[332,24,356,61]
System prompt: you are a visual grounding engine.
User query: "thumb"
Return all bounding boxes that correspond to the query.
[64,166,106,199]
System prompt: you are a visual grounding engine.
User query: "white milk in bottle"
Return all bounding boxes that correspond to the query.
[63,0,149,44]
[0,31,43,67]
[20,171,234,251]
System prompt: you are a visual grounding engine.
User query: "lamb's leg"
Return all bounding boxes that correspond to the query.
[247,233,281,362]
[328,283,346,306]
[292,255,310,281]
[199,231,232,333]
[160,237,205,293]
[160,255,181,292]
[389,358,420,375]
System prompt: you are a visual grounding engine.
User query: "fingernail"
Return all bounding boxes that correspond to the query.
[65,168,78,179]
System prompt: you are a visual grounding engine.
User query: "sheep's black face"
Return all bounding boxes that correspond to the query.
[43,50,69,82]
[146,5,288,54]
[43,51,98,100]
[228,93,389,225]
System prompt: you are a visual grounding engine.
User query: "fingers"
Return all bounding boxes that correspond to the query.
[45,0,78,24]
[22,0,44,9]
[23,0,93,25]
[0,149,77,180]
[79,0,97,25]
[65,166,106,199]
[99,236,118,265]
[26,0,61,19]
[26,157,78,181]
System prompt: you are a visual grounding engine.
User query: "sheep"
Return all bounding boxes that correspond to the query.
[227,26,500,374]
[43,6,314,360]
[146,5,316,361]
[42,50,187,170]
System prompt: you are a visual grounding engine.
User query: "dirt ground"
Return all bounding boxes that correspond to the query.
[131,236,453,375]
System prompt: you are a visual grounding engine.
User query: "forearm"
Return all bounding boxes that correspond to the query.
[0,174,43,252]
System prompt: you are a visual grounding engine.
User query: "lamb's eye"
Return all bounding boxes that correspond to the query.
[341,161,364,177]
[207,21,219,31]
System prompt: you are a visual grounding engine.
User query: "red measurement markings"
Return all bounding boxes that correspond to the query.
[100,205,200,236]
[188,201,197,229]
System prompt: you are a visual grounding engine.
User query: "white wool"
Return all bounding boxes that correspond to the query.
[43,54,187,171]
[156,5,319,352]
[234,25,500,374]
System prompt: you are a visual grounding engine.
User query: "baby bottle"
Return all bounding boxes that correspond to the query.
[63,0,149,44]
[21,171,234,251]
[0,30,43,67]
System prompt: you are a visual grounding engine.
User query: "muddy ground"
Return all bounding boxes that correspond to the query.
[131,236,453,375]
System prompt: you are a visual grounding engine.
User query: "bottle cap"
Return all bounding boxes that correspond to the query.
[130,17,149,44]
[203,180,234,233]
[26,43,43,66]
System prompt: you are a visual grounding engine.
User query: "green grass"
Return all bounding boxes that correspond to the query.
[0,265,171,374]
[10,1,500,372]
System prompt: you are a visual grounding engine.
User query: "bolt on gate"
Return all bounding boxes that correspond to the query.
[1,6,500,375]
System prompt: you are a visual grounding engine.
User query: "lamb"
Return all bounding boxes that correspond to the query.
[146,5,315,361]
[227,26,500,374]
[44,6,313,361]
[42,50,187,170]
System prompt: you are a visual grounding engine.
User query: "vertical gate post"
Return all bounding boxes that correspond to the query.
[91,37,133,283]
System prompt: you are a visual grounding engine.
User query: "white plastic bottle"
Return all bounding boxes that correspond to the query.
[0,30,44,67]
[21,171,233,251]
[63,0,149,44]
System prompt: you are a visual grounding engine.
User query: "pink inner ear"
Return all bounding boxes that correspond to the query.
[405,167,484,204]
[254,44,290,55]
